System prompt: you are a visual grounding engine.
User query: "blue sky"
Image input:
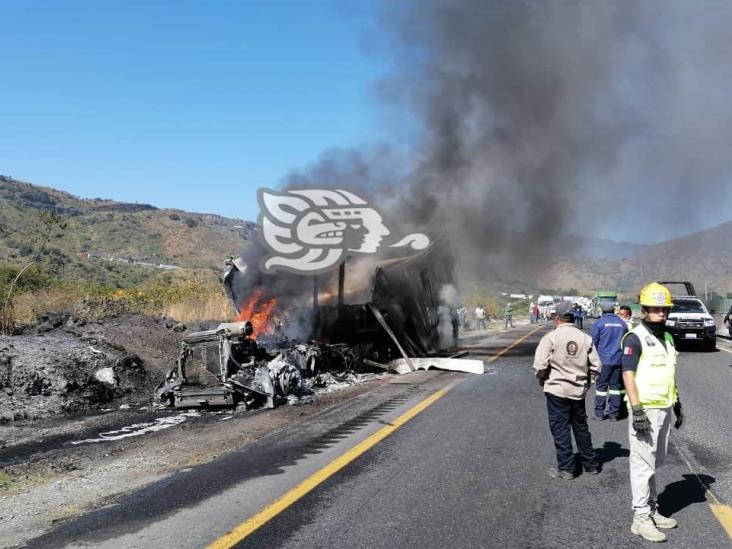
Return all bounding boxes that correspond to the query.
[0,0,384,221]
[3,2,732,245]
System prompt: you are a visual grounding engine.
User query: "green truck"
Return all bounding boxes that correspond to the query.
[588,290,618,318]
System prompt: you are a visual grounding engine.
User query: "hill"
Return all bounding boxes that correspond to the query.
[0,175,253,287]
[561,234,647,261]
[1,174,730,300]
[533,221,732,296]
[622,220,732,296]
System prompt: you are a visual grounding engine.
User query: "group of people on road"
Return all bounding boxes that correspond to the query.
[533,282,683,543]
[455,303,516,332]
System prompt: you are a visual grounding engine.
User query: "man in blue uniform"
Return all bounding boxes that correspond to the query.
[591,302,628,421]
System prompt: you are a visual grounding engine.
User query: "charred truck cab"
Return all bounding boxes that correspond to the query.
[154,320,304,409]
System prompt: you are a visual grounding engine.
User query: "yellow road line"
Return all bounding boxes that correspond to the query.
[710,504,732,539]
[487,324,545,363]
[671,438,732,541]
[207,381,456,549]
[209,328,543,548]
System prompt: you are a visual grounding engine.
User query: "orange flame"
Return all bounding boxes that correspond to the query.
[234,287,277,336]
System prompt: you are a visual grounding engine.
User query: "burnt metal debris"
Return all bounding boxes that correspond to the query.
[157,234,475,411]
[153,320,363,410]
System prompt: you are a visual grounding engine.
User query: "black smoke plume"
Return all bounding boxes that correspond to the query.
[244,1,732,300]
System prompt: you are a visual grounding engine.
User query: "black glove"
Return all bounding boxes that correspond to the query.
[632,405,651,434]
[537,371,548,387]
[673,399,684,429]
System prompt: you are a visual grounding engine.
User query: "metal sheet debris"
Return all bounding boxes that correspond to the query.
[384,358,485,375]
[70,411,201,444]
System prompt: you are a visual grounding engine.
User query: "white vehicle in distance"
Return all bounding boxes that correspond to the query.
[537,295,556,319]
[666,296,717,351]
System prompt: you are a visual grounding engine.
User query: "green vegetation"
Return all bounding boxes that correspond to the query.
[0,177,247,326]
[0,468,55,495]
[0,177,249,272]
[462,288,502,318]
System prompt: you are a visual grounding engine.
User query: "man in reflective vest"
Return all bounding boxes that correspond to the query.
[621,282,684,542]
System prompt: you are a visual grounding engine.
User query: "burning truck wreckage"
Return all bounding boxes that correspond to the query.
[154,234,484,412]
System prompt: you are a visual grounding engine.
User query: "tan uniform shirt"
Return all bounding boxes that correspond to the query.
[533,323,602,400]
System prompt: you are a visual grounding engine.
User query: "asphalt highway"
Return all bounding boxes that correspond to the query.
[22,322,732,548]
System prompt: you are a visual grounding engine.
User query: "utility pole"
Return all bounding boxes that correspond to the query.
[312,275,319,310]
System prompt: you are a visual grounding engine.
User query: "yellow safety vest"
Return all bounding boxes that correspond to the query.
[622,323,677,408]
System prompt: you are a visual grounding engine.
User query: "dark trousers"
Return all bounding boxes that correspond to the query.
[574,317,583,329]
[546,393,598,472]
[593,364,624,418]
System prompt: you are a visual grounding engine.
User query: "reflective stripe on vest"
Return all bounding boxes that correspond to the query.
[622,323,677,408]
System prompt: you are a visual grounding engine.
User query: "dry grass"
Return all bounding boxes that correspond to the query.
[11,287,88,325]
[50,503,84,524]
[7,274,235,326]
[163,293,235,323]
[0,470,53,496]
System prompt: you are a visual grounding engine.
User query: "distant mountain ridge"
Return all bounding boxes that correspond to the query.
[1,175,729,294]
[563,234,648,261]
[535,221,732,295]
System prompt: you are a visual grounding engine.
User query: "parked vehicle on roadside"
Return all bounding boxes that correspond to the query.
[537,295,555,319]
[588,290,618,318]
[666,296,717,351]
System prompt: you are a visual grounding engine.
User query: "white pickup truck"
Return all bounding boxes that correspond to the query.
[537,295,556,319]
[666,296,717,351]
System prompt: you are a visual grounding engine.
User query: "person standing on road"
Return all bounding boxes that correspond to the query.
[573,303,585,330]
[457,306,468,330]
[533,301,602,479]
[504,302,514,329]
[531,303,540,324]
[591,302,628,421]
[618,305,634,330]
[450,307,460,343]
[723,304,732,337]
[475,304,486,330]
[622,282,684,543]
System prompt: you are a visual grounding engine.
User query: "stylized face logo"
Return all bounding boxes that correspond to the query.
[256,188,429,274]
[297,206,390,253]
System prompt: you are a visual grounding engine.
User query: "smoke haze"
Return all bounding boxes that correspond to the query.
[262,1,732,295]
[375,1,732,255]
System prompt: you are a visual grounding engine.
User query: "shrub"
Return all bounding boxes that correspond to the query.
[0,263,55,293]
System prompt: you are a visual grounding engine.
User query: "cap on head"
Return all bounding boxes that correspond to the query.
[555,301,574,321]
[601,302,615,313]
[639,282,672,307]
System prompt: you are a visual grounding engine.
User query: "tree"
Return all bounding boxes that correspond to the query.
[0,212,67,334]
